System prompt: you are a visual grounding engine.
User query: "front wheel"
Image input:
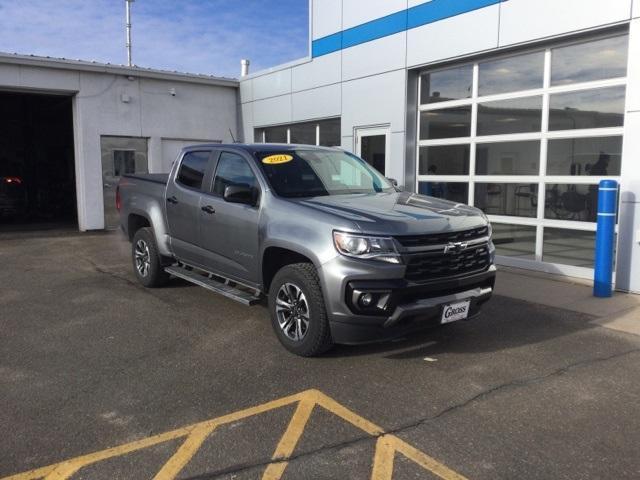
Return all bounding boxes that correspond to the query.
[131,227,170,288]
[268,263,333,357]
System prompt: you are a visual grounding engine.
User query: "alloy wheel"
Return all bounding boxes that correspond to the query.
[134,239,151,277]
[275,282,310,342]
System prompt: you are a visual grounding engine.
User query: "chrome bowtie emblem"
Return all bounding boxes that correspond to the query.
[444,242,468,254]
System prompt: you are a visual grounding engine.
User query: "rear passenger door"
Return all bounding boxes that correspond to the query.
[198,151,262,284]
[165,150,214,265]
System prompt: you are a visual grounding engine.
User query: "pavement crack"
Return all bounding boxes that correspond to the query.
[423,346,640,424]
[79,256,175,306]
[80,256,140,288]
[184,347,640,479]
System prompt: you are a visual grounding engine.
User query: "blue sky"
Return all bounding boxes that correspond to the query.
[0,0,309,78]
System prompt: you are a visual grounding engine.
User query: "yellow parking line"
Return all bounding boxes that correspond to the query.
[371,435,468,480]
[153,423,218,480]
[3,389,467,480]
[6,428,191,480]
[314,390,384,436]
[262,392,317,480]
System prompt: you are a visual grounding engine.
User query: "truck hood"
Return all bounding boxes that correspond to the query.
[296,191,487,236]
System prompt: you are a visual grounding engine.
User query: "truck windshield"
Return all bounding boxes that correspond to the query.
[256,149,394,198]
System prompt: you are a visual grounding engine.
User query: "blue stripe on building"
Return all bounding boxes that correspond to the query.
[312,0,504,58]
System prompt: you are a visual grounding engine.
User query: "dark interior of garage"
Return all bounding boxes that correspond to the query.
[0,91,76,231]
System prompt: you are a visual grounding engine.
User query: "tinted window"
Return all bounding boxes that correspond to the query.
[544,184,602,222]
[492,224,536,260]
[477,96,542,136]
[113,150,136,176]
[474,183,538,218]
[176,151,210,190]
[319,118,341,147]
[420,65,473,104]
[543,228,596,268]
[551,35,629,86]
[475,141,540,175]
[290,122,317,145]
[419,145,469,175]
[479,51,545,96]
[213,152,258,196]
[548,86,625,131]
[264,126,288,143]
[420,107,472,139]
[419,182,469,204]
[547,136,622,176]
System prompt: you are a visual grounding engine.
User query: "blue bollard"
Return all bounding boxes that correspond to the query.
[593,179,618,297]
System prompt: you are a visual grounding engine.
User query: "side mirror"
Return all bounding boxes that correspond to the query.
[224,185,257,206]
[387,178,402,191]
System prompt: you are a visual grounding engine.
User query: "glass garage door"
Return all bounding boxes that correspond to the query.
[416,32,628,278]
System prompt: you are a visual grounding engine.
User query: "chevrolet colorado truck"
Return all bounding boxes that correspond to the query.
[117,144,496,356]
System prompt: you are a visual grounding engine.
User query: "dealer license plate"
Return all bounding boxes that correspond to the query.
[441,300,471,324]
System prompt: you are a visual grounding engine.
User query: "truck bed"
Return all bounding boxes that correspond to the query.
[122,173,169,185]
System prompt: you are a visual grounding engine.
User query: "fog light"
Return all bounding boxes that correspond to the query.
[359,293,374,307]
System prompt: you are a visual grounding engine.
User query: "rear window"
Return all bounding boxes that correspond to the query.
[176,151,210,190]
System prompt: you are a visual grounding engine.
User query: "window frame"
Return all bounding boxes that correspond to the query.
[209,150,262,202]
[112,149,137,177]
[416,31,628,279]
[255,117,341,147]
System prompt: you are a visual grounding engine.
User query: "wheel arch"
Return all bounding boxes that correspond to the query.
[262,245,318,293]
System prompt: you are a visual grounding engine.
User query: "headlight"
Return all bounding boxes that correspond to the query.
[480,212,493,238]
[333,231,401,264]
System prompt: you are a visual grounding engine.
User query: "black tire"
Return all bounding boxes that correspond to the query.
[131,227,170,288]
[268,263,333,357]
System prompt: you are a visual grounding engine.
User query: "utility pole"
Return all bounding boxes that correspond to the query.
[125,0,135,66]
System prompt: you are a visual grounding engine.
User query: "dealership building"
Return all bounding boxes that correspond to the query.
[240,0,640,293]
[1,0,640,294]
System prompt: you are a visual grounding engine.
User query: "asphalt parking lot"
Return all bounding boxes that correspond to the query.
[2,231,640,479]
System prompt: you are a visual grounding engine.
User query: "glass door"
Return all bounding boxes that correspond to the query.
[355,126,390,176]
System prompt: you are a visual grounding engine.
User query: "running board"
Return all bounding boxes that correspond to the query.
[165,265,261,306]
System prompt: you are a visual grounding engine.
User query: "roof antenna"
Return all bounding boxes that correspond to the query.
[229,128,237,143]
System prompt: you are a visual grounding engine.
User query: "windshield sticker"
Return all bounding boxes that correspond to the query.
[262,154,293,165]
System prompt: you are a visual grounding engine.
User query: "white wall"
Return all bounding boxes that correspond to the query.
[498,0,632,46]
[1,62,237,231]
[240,0,637,160]
[239,0,639,290]
[618,17,640,293]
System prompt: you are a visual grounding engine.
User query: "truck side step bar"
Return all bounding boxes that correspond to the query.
[165,265,262,306]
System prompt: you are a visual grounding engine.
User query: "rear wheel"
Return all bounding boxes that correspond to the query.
[268,263,333,357]
[131,227,170,288]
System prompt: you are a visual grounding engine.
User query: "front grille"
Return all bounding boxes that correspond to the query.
[395,226,488,248]
[404,244,490,282]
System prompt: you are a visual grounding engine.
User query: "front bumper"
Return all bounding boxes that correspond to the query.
[319,256,496,345]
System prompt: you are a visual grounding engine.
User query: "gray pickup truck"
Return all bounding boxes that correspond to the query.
[117,144,496,356]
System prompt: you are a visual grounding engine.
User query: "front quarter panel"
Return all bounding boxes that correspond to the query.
[260,196,359,268]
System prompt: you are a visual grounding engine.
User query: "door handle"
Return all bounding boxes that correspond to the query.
[201,205,216,214]
[166,196,178,205]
